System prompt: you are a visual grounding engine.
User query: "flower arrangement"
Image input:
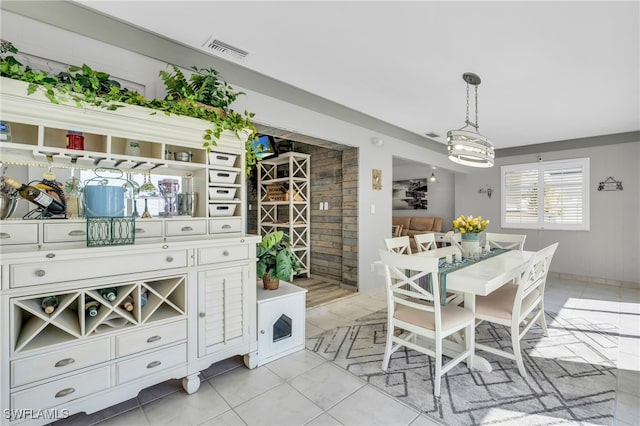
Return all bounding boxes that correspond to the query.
[452,215,489,234]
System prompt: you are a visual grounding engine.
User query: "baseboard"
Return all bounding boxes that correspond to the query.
[549,272,639,289]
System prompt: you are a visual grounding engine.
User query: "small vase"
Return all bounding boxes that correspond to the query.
[263,274,280,290]
[461,233,481,259]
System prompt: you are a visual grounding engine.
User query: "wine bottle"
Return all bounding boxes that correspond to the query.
[140,289,148,308]
[3,177,66,214]
[120,295,134,312]
[40,296,59,314]
[100,287,118,302]
[85,297,100,317]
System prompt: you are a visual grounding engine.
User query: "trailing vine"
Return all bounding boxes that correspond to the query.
[0,40,258,174]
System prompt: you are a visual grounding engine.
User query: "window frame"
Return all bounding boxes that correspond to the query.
[500,157,590,231]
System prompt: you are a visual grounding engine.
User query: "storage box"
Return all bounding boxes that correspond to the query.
[209,170,239,184]
[208,152,238,167]
[208,204,237,217]
[208,187,238,201]
[266,185,285,201]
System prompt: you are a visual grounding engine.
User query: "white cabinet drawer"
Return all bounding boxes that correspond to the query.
[10,250,188,288]
[116,344,186,385]
[133,220,163,239]
[0,223,39,245]
[198,244,249,265]
[11,367,110,411]
[209,218,242,234]
[11,339,110,387]
[115,320,186,357]
[165,220,207,237]
[43,222,87,243]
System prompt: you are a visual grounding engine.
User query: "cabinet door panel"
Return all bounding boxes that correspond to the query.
[198,266,246,357]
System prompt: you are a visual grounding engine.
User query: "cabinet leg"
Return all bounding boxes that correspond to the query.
[182,374,201,394]
[243,352,258,369]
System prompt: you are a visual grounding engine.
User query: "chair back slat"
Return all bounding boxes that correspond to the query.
[486,232,527,251]
[414,233,437,252]
[384,236,412,254]
[379,249,440,316]
[515,243,558,311]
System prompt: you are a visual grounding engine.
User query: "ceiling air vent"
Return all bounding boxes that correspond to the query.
[425,132,440,138]
[202,37,248,60]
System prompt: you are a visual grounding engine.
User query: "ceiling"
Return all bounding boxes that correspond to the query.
[5,1,640,152]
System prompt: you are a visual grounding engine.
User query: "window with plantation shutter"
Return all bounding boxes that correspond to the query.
[501,158,589,230]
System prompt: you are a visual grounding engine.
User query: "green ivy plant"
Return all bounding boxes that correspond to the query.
[0,40,258,174]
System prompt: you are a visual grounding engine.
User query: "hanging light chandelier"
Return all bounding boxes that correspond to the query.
[447,72,494,168]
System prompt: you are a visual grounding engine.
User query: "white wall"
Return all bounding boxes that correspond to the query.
[454,141,640,286]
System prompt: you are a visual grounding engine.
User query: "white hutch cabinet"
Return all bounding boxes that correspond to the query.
[0,77,260,424]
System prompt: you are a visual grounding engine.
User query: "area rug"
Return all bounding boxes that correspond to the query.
[306,310,618,425]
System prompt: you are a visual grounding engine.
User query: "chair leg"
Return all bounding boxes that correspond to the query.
[511,324,527,378]
[434,337,442,397]
[538,301,549,337]
[382,324,393,371]
[465,323,475,368]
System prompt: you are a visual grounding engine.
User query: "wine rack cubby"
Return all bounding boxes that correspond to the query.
[11,275,187,354]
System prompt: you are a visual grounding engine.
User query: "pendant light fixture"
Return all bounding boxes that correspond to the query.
[447,72,494,168]
[428,167,438,183]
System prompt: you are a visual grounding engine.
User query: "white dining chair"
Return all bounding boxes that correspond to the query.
[414,233,437,252]
[474,242,559,378]
[384,236,412,254]
[485,232,527,251]
[379,249,475,397]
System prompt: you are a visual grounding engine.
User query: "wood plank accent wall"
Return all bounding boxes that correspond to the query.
[247,127,359,289]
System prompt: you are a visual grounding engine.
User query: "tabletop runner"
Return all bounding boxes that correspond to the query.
[419,248,510,304]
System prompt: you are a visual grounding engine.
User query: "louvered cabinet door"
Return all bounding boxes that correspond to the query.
[197,265,248,357]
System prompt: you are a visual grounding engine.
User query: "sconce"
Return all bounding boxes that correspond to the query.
[478,185,493,198]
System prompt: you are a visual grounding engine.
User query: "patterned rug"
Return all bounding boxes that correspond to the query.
[306,310,618,425]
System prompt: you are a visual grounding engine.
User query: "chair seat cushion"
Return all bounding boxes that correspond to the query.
[394,303,474,332]
[476,284,541,320]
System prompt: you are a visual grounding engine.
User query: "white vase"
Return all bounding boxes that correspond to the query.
[461,234,481,259]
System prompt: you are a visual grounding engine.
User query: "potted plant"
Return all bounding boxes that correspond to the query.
[256,231,301,290]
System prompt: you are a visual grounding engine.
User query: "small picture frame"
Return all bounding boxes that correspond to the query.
[372,169,382,190]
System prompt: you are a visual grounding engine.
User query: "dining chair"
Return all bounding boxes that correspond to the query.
[485,232,527,251]
[474,242,559,378]
[384,236,412,254]
[414,233,437,252]
[379,249,475,397]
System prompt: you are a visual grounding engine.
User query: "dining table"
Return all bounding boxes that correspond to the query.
[413,248,534,372]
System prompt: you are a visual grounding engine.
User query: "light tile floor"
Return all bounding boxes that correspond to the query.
[54,277,639,426]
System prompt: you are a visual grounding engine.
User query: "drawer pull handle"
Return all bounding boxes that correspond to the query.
[55,387,75,398]
[166,256,174,263]
[68,230,86,236]
[147,335,162,343]
[199,312,205,318]
[217,172,230,178]
[46,253,56,259]
[222,225,231,229]
[135,228,146,233]
[55,358,75,368]
[0,232,10,239]
[147,361,162,369]
[181,226,193,232]
[215,155,229,161]
[222,250,229,256]
[35,269,46,277]
[260,330,265,334]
